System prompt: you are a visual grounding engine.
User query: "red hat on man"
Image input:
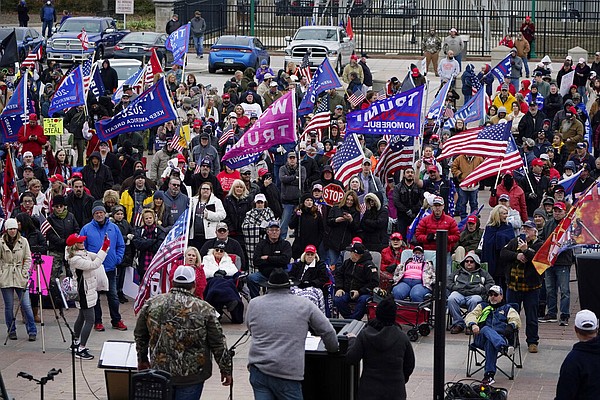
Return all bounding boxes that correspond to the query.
[531,158,545,167]
[177,154,187,164]
[390,232,403,240]
[553,201,566,211]
[28,113,37,121]
[258,168,269,177]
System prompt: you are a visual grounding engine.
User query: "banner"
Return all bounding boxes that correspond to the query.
[346,85,424,136]
[298,58,341,115]
[95,77,178,141]
[222,91,297,166]
[0,74,26,117]
[490,54,512,82]
[48,65,85,116]
[165,23,190,66]
[89,67,105,99]
[43,118,63,136]
[112,66,144,103]
[427,78,452,121]
[443,87,485,129]
[559,70,574,97]
[0,114,25,143]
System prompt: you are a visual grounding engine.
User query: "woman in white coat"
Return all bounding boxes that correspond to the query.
[66,233,110,360]
[188,181,226,250]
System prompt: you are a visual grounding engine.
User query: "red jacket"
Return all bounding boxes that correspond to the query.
[489,182,528,223]
[415,213,460,251]
[168,262,207,299]
[17,123,47,156]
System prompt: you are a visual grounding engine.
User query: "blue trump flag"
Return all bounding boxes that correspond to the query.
[490,54,512,82]
[0,114,26,143]
[166,23,190,66]
[346,85,424,136]
[298,58,341,115]
[0,74,27,118]
[426,79,452,122]
[112,67,144,103]
[443,87,485,129]
[96,77,178,141]
[48,65,85,117]
[89,66,105,100]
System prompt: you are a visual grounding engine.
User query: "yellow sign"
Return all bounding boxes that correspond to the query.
[43,118,64,136]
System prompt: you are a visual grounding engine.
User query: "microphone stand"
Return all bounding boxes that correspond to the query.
[17,368,62,400]
[228,330,250,400]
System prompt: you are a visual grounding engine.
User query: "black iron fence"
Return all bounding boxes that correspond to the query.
[173,0,600,58]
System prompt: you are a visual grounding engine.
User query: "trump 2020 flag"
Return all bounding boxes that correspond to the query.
[0,73,27,118]
[96,77,177,141]
[48,65,85,117]
[298,58,342,115]
[166,23,190,66]
[490,54,512,82]
[444,87,485,129]
[346,85,424,136]
[88,66,105,99]
[222,91,297,168]
[112,66,144,103]
[426,79,452,121]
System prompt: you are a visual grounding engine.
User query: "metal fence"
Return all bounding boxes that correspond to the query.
[173,0,600,58]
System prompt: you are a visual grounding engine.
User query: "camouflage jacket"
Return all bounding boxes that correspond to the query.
[134,287,232,385]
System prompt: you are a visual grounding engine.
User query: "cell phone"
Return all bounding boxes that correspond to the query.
[519,233,526,241]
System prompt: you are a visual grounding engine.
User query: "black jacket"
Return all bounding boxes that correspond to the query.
[256,179,283,218]
[360,199,389,253]
[23,229,48,255]
[82,157,115,200]
[289,259,328,289]
[113,218,135,267]
[359,60,373,87]
[252,238,292,278]
[100,63,119,94]
[289,207,324,259]
[500,237,543,290]
[520,172,549,216]
[334,251,379,294]
[518,110,548,140]
[393,181,424,220]
[223,195,253,239]
[324,206,360,252]
[556,335,600,400]
[65,192,95,228]
[132,225,167,270]
[47,212,80,252]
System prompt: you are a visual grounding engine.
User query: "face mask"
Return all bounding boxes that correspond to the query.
[448,56,454,60]
[412,253,425,263]
[503,174,513,188]
[300,151,306,157]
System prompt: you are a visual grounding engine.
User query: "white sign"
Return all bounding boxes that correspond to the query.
[116,0,134,15]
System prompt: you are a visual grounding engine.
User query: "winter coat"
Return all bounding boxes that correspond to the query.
[279,164,306,204]
[189,194,226,240]
[202,251,238,278]
[120,187,154,224]
[190,15,206,36]
[68,249,108,309]
[500,237,543,290]
[489,182,528,223]
[520,172,550,217]
[556,335,600,400]
[22,229,47,256]
[465,302,521,333]
[453,223,483,255]
[149,147,178,184]
[241,207,274,269]
[65,192,95,228]
[514,38,530,58]
[0,236,32,289]
[346,325,415,400]
[223,194,253,239]
[253,237,292,278]
[415,213,460,251]
[480,222,515,277]
[393,181,424,221]
[324,205,360,252]
[448,264,495,296]
[359,193,389,253]
[289,258,328,289]
[132,225,167,272]
[451,155,484,185]
[289,207,324,259]
[47,212,80,252]
[113,218,135,267]
[79,218,125,272]
[518,110,548,141]
[82,159,114,200]
[335,251,379,294]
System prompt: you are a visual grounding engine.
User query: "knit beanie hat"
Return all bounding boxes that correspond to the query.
[376,297,397,325]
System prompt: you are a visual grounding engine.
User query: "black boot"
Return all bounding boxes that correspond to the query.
[118,292,128,304]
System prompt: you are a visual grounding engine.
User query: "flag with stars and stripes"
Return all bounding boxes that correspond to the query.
[134,208,190,314]
[437,122,511,160]
[373,135,415,181]
[218,124,235,147]
[38,214,53,237]
[460,135,524,187]
[144,48,164,87]
[447,178,456,216]
[133,206,144,227]
[490,54,512,82]
[300,95,330,142]
[170,126,186,153]
[331,133,365,186]
[376,90,387,101]
[348,89,366,109]
[300,50,312,82]
[21,43,43,69]
[81,58,93,92]
[77,28,89,51]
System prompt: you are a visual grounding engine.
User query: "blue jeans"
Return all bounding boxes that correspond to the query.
[173,382,204,400]
[34,155,44,168]
[510,78,521,90]
[280,203,295,240]
[334,292,370,320]
[544,265,571,319]
[193,35,204,56]
[455,52,463,69]
[42,20,53,37]
[472,326,508,375]
[448,292,482,328]
[456,187,478,219]
[577,85,588,104]
[247,271,268,298]
[94,269,122,325]
[506,288,539,345]
[2,288,37,335]
[249,365,303,400]
[521,56,530,76]
[392,278,431,302]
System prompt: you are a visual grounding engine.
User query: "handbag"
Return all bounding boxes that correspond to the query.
[61,276,80,301]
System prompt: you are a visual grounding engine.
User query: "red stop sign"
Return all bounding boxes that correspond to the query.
[322,183,345,206]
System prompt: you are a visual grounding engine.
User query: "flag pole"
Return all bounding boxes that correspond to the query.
[492,156,506,190]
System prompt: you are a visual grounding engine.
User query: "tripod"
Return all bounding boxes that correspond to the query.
[55,285,78,400]
[227,330,250,400]
[17,368,62,400]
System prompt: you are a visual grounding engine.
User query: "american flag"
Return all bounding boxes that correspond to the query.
[77,28,89,51]
[331,133,365,186]
[134,208,190,314]
[21,43,43,69]
[300,95,330,142]
[460,135,524,187]
[376,90,387,101]
[437,122,511,160]
[194,164,202,174]
[42,189,52,212]
[347,89,366,109]
[218,124,235,147]
[373,135,415,181]
[38,214,53,237]
[133,205,144,227]
[2,151,19,215]
[81,58,93,92]
[299,50,312,82]
[170,127,185,153]
[144,47,164,87]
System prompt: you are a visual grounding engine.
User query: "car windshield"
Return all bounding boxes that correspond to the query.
[112,65,142,80]
[294,29,338,41]
[59,20,102,33]
[0,28,25,41]
[216,37,250,46]
[122,32,158,44]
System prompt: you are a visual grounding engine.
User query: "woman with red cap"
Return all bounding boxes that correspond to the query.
[289,244,329,314]
[66,233,110,360]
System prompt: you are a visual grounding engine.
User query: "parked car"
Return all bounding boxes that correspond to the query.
[208,35,270,74]
[97,58,142,88]
[0,27,45,62]
[382,0,417,17]
[275,0,370,17]
[113,31,173,68]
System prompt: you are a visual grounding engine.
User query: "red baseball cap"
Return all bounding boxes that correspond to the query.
[427,165,438,172]
[177,154,186,163]
[29,113,37,121]
[258,168,269,177]
[304,245,317,254]
[467,215,478,224]
[390,232,403,240]
[66,233,87,246]
[553,201,566,211]
[531,158,545,167]
[49,174,64,183]
[351,237,363,244]
[193,119,202,128]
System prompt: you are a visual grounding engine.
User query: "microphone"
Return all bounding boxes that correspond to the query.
[17,372,33,380]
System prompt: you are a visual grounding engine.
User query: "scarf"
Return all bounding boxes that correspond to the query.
[54,208,68,219]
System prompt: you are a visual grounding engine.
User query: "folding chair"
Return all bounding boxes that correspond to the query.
[446,260,489,330]
[466,329,523,380]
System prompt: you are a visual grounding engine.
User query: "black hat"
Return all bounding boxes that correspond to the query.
[346,242,366,255]
[267,268,291,288]
[376,297,397,325]
[133,169,146,179]
[300,193,312,204]
[52,195,66,206]
[213,240,227,250]
[23,165,34,171]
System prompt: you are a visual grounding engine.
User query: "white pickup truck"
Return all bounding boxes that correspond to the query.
[284,25,355,75]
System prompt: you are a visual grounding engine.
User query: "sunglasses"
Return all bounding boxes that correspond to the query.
[214,249,224,253]
[217,228,228,233]
[464,260,476,264]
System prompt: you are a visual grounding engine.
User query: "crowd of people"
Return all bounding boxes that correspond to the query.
[2,14,600,398]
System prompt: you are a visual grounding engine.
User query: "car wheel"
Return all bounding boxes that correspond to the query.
[208,64,216,73]
[336,56,343,76]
